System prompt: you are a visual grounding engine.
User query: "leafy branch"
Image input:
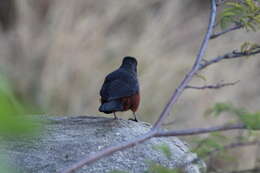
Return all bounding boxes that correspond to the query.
[211,0,260,39]
[220,0,260,31]
[158,140,260,173]
[207,102,260,130]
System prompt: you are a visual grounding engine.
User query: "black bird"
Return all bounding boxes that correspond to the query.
[99,56,140,121]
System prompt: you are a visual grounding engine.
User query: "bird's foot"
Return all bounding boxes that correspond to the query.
[113,112,118,120]
[114,116,119,120]
[129,112,139,122]
[128,118,138,122]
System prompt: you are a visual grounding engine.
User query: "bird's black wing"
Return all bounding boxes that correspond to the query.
[100,68,139,101]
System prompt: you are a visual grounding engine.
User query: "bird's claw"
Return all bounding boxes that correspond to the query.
[128,118,138,122]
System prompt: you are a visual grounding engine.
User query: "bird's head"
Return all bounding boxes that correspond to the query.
[121,56,138,73]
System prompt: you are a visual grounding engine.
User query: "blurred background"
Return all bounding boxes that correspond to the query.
[0,0,260,171]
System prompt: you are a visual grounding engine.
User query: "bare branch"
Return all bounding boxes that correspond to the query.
[199,48,260,70]
[210,24,242,39]
[155,123,246,137]
[61,1,218,172]
[152,0,217,129]
[61,130,157,173]
[62,122,251,173]
[186,80,239,90]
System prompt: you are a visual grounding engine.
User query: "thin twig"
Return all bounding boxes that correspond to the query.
[152,0,217,129]
[210,24,242,39]
[199,49,260,70]
[155,123,246,137]
[186,80,239,90]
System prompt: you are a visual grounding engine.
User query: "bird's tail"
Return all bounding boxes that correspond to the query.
[99,99,124,114]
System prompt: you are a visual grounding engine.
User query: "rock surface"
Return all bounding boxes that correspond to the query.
[1,116,205,173]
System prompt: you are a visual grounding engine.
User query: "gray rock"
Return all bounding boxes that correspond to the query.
[1,116,206,173]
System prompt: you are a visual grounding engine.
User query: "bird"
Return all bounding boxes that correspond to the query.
[99,56,140,121]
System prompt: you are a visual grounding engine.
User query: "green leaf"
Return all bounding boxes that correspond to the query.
[0,75,40,136]
[219,1,260,32]
[210,132,229,142]
[207,102,260,130]
[194,73,207,81]
[239,113,260,130]
[192,136,226,158]
[153,144,172,159]
[240,42,251,52]
[226,2,244,10]
[223,7,243,14]
[245,0,256,11]
[246,22,257,31]
[211,103,233,116]
[240,42,260,53]
[221,11,237,18]
[205,138,222,149]
[255,14,260,21]
[207,102,249,118]
[220,16,233,29]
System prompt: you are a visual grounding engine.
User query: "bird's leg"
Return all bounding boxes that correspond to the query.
[129,112,138,122]
[113,112,118,120]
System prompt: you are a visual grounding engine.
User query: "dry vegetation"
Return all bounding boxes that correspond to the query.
[0,0,260,170]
